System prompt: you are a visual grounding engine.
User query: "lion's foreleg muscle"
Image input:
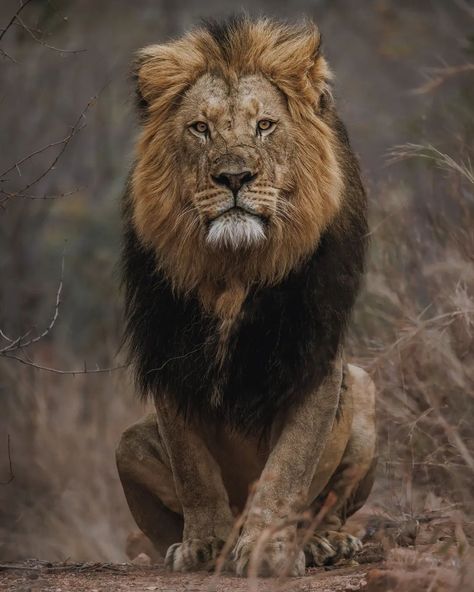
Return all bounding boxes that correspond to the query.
[234,356,344,576]
[156,402,235,572]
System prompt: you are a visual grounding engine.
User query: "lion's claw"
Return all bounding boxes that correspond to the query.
[304,533,337,566]
[305,531,362,566]
[165,537,224,572]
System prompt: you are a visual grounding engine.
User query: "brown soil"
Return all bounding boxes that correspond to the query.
[0,560,380,592]
[3,514,470,591]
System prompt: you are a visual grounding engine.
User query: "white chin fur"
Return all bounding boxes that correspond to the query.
[206,213,266,250]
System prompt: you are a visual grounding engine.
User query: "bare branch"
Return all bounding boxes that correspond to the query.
[0,255,64,354]
[0,134,83,180]
[0,95,97,207]
[0,0,35,43]
[2,353,128,376]
[0,435,14,486]
[0,328,13,343]
[0,188,81,201]
[14,16,86,55]
[0,252,127,376]
[0,47,16,63]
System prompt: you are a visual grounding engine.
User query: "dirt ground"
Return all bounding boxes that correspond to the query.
[2,533,472,592]
[3,511,471,592]
[0,560,379,592]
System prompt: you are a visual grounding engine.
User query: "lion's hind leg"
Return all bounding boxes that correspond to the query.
[305,364,376,567]
[116,413,183,557]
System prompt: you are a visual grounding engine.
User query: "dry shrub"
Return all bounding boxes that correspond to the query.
[349,145,474,531]
[364,546,474,592]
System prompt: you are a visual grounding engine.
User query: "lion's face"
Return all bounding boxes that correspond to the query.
[174,73,294,250]
[130,19,345,292]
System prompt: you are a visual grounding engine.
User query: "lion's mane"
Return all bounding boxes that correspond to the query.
[122,17,368,433]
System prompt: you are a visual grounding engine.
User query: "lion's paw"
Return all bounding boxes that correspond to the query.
[233,537,305,577]
[325,531,363,561]
[305,531,362,567]
[304,533,337,566]
[165,537,224,572]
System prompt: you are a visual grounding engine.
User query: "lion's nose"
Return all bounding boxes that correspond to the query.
[211,170,257,195]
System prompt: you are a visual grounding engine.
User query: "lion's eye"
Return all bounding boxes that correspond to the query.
[190,121,209,136]
[257,119,276,136]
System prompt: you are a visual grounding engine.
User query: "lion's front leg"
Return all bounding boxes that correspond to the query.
[234,357,344,577]
[156,402,235,573]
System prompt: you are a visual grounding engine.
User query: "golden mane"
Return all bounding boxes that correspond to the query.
[130,18,344,297]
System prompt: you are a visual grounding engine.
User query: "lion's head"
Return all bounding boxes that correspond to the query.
[130,18,344,294]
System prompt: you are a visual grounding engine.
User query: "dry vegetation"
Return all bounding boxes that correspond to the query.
[1,1,473,591]
[346,144,474,590]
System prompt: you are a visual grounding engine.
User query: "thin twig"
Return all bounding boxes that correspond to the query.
[0,188,80,201]
[1,353,128,376]
[0,135,83,180]
[247,513,304,591]
[0,329,13,343]
[430,406,474,473]
[0,561,146,573]
[0,47,16,63]
[0,252,127,375]
[369,309,474,367]
[273,491,338,591]
[0,0,35,43]
[0,255,64,354]
[211,483,257,584]
[15,15,86,54]
[0,95,98,207]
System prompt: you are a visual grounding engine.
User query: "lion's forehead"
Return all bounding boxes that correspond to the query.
[181,74,287,129]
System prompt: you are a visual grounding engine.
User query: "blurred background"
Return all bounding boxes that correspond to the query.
[0,0,473,562]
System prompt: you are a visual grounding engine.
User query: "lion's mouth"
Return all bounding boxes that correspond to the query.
[208,206,267,225]
[206,207,267,249]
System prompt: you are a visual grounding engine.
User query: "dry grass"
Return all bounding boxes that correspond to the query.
[345,145,474,590]
[0,355,147,562]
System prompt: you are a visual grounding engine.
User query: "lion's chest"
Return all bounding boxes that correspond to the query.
[130,246,335,432]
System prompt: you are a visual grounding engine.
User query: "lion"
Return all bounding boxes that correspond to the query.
[116,17,376,577]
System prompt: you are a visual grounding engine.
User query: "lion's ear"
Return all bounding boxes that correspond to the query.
[132,45,171,119]
[306,30,333,112]
[132,41,206,120]
[132,49,154,119]
[260,21,332,116]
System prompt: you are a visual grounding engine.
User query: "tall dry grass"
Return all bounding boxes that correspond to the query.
[349,144,474,528]
[0,354,148,561]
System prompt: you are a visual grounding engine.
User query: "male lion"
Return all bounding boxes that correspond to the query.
[116,17,376,577]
